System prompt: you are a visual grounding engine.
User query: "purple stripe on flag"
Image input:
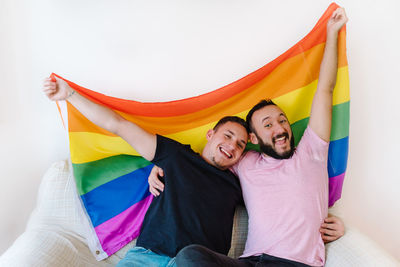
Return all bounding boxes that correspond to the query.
[329,172,345,207]
[94,194,154,255]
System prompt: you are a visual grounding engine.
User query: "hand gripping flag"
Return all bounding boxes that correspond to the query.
[54,2,348,260]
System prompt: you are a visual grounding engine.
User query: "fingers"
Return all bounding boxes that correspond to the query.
[148,165,165,197]
[321,232,338,242]
[155,168,165,191]
[158,168,164,177]
[43,78,56,89]
[325,216,344,228]
[324,216,337,223]
[331,9,339,19]
[43,77,57,98]
[149,185,161,197]
[150,177,164,192]
[324,217,342,227]
[320,215,345,243]
[321,222,337,231]
[331,7,348,24]
[320,227,341,243]
[332,7,346,18]
[148,179,164,197]
[320,227,337,236]
[322,218,344,231]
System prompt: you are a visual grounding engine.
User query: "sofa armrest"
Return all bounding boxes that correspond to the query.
[325,227,399,267]
[0,229,115,267]
[0,160,138,266]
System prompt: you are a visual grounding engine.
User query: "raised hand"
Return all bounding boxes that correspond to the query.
[327,7,348,36]
[43,77,74,101]
[148,165,165,197]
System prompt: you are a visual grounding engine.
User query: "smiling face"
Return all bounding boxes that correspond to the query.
[249,105,295,159]
[202,121,248,170]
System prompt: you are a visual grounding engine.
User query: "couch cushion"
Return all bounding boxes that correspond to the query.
[228,205,248,258]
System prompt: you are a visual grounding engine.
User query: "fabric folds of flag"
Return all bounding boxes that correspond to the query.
[55,2,349,260]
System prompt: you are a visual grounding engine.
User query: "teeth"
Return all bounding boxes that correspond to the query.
[220,147,232,158]
[275,136,285,141]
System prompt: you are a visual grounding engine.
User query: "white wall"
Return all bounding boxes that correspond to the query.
[1,0,399,261]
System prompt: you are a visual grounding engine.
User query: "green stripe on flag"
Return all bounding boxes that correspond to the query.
[72,154,152,195]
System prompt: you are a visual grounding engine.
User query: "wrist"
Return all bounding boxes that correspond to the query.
[326,31,338,45]
[66,89,76,100]
[326,29,339,40]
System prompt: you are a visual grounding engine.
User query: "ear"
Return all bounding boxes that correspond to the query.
[206,129,214,141]
[249,132,259,145]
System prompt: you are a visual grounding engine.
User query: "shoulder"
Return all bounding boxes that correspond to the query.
[296,126,329,160]
[232,150,261,174]
[153,135,195,163]
[156,135,193,151]
[298,126,329,149]
[242,150,262,161]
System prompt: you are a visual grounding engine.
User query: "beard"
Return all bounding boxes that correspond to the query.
[256,132,295,159]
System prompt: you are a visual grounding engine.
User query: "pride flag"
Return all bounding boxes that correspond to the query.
[55,2,348,260]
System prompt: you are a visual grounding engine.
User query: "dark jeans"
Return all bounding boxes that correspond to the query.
[175,245,311,267]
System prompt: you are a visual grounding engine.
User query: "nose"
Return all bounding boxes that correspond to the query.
[273,123,286,134]
[226,138,238,152]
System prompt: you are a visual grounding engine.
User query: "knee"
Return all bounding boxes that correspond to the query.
[178,244,207,256]
[176,244,212,266]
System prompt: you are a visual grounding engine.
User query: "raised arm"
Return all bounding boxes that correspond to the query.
[43,77,157,161]
[309,8,348,142]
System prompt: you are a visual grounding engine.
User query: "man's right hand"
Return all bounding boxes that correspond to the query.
[148,165,165,197]
[43,75,157,161]
[43,77,74,101]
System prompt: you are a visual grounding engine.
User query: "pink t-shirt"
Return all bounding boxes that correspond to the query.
[232,126,329,266]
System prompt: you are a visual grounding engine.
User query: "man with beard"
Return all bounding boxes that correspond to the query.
[151,7,348,267]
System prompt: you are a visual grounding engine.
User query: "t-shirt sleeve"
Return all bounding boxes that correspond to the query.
[151,135,181,165]
[297,126,329,162]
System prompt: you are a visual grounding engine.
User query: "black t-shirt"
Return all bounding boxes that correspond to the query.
[136,135,243,257]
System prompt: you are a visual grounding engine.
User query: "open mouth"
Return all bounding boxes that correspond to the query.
[273,133,289,146]
[219,147,233,159]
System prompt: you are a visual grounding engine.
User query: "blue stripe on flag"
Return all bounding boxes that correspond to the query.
[81,164,154,227]
[328,137,349,178]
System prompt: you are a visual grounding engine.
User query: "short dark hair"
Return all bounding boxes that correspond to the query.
[246,99,277,133]
[213,116,249,134]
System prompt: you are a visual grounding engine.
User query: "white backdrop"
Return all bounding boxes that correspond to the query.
[1,0,399,261]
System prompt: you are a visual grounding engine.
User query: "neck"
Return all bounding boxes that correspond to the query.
[201,151,227,170]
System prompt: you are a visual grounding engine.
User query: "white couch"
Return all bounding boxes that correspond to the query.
[1,161,398,267]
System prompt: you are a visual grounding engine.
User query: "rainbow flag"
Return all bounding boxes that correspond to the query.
[55,2,348,260]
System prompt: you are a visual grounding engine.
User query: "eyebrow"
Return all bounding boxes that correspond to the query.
[261,116,270,123]
[261,113,286,122]
[226,130,235,136]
